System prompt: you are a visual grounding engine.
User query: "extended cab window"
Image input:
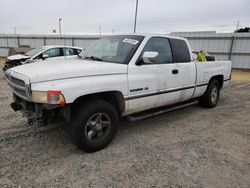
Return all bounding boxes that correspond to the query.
[169,38,191,62]
[142,37,173,63]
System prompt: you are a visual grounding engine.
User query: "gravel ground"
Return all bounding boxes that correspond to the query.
[0,68,250,187]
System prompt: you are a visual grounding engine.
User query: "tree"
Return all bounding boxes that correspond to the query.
[235,27,250,33]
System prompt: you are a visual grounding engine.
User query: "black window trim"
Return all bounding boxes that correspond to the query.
[59,48,64,57]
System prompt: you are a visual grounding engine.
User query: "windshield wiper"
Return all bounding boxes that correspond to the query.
[85,56,103,61]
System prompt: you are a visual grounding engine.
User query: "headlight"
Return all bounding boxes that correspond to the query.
[32,90,65,106]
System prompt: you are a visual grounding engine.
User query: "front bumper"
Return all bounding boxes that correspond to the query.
[11,94,70,125]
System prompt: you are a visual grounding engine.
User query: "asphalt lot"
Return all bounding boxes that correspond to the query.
[0,63,250,187]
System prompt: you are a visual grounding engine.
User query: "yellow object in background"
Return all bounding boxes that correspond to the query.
[197,51,207,62]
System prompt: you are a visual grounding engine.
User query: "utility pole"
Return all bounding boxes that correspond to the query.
[99,25,102,37]
[229,21,240,60]
[59,18,62,36]
[235,21,240,33]
[133,0,139,33]
[14,26,16,35]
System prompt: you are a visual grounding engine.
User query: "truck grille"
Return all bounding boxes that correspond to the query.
[11,77,25,87]
[5,74,30,100]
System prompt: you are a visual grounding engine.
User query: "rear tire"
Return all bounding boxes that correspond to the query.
[69,100,119,152]
[199,79,220,108]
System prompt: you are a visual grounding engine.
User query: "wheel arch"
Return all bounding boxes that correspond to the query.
[71,91,125,116]
[209,75,224,88]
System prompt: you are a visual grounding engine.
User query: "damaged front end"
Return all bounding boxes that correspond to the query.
[10,95,70,126]
[3,58,28,72]
[3,59,21,72]
[5,71,70,126]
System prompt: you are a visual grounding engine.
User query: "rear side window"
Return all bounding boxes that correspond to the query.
[75,49,82,55]
[64,48,75,56]
[169,38,191,62]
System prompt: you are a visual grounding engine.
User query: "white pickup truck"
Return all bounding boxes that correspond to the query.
[5,34,232,152]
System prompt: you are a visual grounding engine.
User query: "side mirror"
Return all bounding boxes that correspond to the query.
[142,51,159,64]
[42,54,49,60]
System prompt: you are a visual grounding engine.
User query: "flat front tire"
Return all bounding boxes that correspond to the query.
[69,100,119,152]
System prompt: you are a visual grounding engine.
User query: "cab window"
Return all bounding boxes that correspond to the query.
[169,38,191,62]
[142,37,173,63]
[43,48,62,57]
[64,48,75,56]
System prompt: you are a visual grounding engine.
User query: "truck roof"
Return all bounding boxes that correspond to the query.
[112,33,187,41]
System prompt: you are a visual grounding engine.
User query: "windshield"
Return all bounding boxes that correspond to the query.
[80,35,144,64]
[25,47,45,57]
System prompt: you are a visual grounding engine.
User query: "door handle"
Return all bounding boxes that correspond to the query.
[172,69,178,74]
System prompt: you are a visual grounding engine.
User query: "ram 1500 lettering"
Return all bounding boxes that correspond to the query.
[5,34,232,152]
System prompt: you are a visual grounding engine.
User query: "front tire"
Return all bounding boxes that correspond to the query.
[199,79,220,108]
[69,100,119,152]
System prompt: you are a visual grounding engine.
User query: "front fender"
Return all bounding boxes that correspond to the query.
[31,74,128,103]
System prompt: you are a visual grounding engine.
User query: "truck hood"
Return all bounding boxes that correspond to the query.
[7,59,127,83]
[7,54,30,61]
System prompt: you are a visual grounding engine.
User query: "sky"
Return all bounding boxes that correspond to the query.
[0,0,250,35]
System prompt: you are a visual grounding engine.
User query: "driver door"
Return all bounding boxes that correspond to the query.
[127,37,178,113]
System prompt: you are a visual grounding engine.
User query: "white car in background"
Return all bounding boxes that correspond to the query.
[3,46,83,71]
